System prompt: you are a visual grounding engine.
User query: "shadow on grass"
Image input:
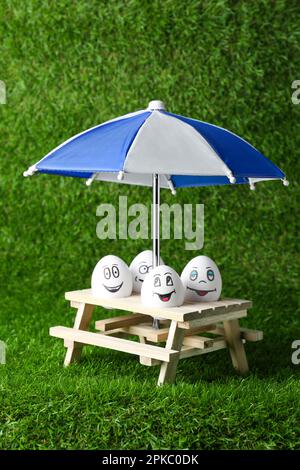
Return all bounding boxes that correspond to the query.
[74,329,300,386]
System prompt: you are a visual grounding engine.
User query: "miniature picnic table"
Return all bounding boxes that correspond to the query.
[50,289,263,385]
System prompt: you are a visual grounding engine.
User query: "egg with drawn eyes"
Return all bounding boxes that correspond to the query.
[91,255,133,298]
[181,256,222,302]
[129,250,165,293]
[141,265,184,308]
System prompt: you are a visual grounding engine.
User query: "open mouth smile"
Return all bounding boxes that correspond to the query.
[187,287,216,297]
[103,282,123,293]
[154,290,176,302]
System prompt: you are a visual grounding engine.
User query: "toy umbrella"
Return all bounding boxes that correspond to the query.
[24,99,288,272]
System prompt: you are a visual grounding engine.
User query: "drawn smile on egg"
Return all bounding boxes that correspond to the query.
[103,282,124,293]
[187,286,216,297]
[153,289,176,302]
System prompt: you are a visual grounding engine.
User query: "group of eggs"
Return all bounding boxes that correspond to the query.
[91,250,222,308]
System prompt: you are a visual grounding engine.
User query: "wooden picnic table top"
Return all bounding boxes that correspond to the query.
[65,289,252,324]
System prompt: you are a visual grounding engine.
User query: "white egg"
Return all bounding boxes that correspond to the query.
[129,250,165,293]
[91,255,133,298]
[141,265,184,308]
[181,255,222,302]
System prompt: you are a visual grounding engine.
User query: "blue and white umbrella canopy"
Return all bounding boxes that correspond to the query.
[24,98,288,295]
[24,100,288,191]
[24,100,288,325]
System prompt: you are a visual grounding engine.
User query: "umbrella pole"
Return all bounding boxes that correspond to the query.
[152,173,160,329]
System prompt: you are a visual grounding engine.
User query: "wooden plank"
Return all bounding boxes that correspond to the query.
[122,324,169,342]
[180,305,248,325]
[73,303,94,330]
[50,326,178,362]
[240,327,263,342]
[101,322,220,344]
[101,330,129,339]
[158,321,185,385]
[95,313,151,332]
[178,310,248,329]
[223,319,249,375]
[65,289,251,323]
[184,298,252,311]
[212,299,252,309]
[139,335,148,366]
[183,335,215,349]
[213,325,263,342]
[180,338,227,359]
[95,320,169,342]
[101,328,165,344]
[63,302,94,366]
[122,324,219,343]
[184,324,217,336]
[139,357,161,366]
[139,336,161,366]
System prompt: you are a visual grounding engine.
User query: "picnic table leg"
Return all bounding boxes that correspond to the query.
[139,336,160,366]
[64,302,94,366]
[158,320,184,386]
[139,335,150,365]
[223,318,249,375]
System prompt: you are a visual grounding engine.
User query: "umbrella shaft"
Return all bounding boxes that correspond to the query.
[152,173,160,330]
[152,173,160,268]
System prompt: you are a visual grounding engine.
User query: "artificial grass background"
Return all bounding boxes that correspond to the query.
[0,0,300,450]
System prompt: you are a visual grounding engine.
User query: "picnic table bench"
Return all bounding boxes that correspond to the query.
[50,289,263,385]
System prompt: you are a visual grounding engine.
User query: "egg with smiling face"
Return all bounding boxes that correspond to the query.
[141,265,184,308]
[91,255,133,298]
[129,250,165,293]
[181,256,222,302]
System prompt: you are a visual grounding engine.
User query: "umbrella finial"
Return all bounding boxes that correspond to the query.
[147,100,166,111]
[282,178,289,187]
[227,171,236,184]
[23,165,37,177]
[167,176,177,195]
[86,173,97,186]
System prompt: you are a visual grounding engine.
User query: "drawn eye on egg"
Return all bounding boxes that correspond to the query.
[112,265,120,278]
[207,269,214,281]
[104,267,111,280]
[139,264,149,275]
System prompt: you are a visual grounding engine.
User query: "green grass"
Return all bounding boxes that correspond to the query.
[1,0,300,450]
